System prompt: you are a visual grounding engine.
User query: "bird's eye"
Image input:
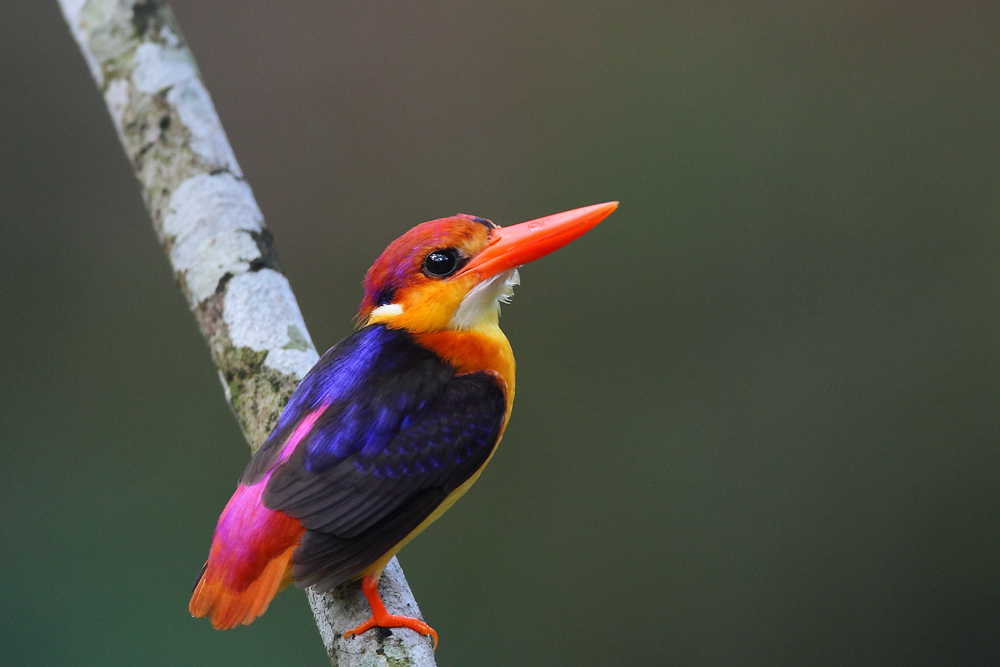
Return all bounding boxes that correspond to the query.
[423,248,460,277]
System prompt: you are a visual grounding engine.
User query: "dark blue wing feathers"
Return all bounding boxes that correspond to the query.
[290,490,445,590]
[241,324,506,590]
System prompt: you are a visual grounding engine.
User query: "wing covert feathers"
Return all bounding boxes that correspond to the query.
[263,326,509,591]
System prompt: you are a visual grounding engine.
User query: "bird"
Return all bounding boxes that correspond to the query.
[189,201,618,646]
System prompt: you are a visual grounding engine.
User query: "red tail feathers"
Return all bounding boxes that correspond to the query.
[189,544,297,629]
[189,479,305,629]
[191,406,327,629]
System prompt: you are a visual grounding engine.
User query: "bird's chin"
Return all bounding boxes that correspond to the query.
[449,268,520,330]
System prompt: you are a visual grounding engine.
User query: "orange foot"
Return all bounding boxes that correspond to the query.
[343,573,439,649]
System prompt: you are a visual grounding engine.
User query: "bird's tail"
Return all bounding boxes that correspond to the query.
[189,544,297,629]
[188,480,305,629]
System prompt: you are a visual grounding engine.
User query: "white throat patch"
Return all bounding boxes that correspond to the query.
[450,268,520,329]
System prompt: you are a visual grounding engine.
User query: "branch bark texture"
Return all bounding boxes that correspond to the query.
[57,1,437,664]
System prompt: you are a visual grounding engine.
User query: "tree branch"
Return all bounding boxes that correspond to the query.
[56,1,437,664]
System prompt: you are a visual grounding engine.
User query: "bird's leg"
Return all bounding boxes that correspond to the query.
[343,572,439,649]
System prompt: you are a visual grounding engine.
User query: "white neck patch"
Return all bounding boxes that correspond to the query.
[450,268,520,329]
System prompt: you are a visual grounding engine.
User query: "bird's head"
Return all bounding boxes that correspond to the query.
[358,202,618,333]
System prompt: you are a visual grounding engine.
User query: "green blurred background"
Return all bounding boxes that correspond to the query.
[2,1,999,665]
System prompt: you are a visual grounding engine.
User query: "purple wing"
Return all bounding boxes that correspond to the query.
[239,324,506,590]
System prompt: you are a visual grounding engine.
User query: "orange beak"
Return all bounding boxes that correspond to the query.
[457,201,618,280]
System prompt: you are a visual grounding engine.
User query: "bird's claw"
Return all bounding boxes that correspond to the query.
[344,613,438,650]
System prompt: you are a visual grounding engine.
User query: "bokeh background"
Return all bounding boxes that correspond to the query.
[2,1,1000,665]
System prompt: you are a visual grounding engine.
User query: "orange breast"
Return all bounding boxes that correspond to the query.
[412,326,516,408]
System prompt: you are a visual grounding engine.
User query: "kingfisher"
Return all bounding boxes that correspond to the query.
[189,201,618,646]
